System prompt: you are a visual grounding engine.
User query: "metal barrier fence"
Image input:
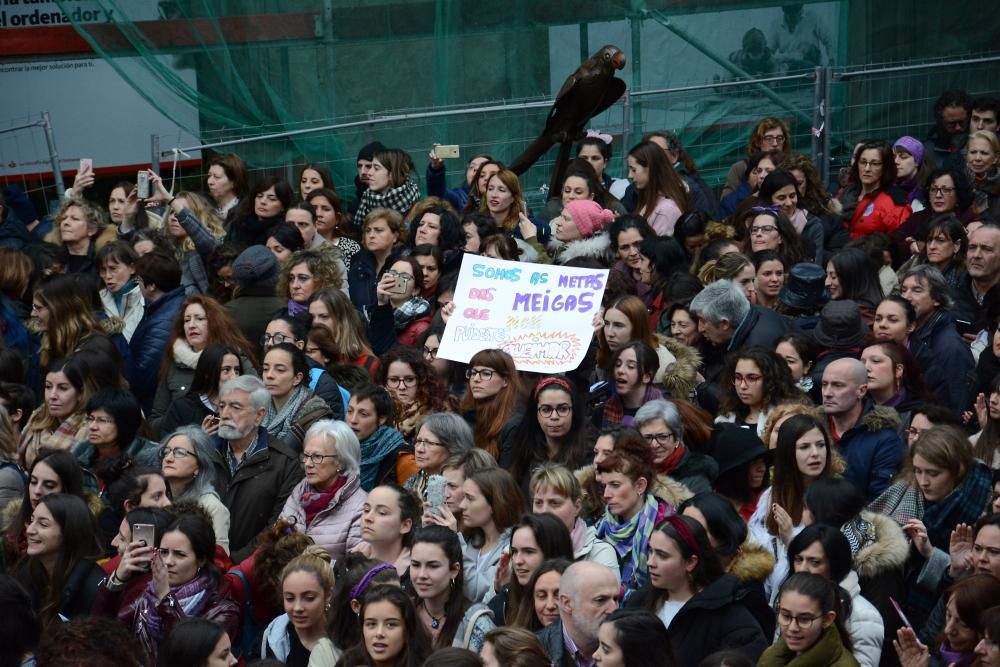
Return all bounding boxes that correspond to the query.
[149,52,1000,213]
[0,112,65,200]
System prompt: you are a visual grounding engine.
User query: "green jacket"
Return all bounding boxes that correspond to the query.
[757,625,860,667]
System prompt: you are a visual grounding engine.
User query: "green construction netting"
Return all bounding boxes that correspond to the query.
[53,0,1000,207]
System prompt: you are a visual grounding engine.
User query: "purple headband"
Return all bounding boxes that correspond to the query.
[350,562,395,600]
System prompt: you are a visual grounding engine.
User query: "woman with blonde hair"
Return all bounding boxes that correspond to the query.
[147,172,227,296]
[0,247,33,356]
[348,207,406,326]
[277,248,346,319]
[697,252,757,303]
[260,548,340,666]
[30,274,109,374]
[45,197,117,275]
[307,288,380,377]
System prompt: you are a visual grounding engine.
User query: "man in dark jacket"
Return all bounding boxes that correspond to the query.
[224,244,286,347]
[690,280,787,411]
[208,375,303,563]
[537,561,619,667]
[922,89,972,171]
[129,252,185,413]
[822,358,905,500]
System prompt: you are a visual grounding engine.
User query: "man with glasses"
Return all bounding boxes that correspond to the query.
[206,374,303,562]
[923,89,973,170]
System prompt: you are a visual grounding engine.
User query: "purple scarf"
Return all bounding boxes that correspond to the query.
[139,571,212,639]
[287,299,309,318]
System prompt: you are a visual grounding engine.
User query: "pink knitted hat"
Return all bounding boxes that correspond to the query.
[565,199,615,238]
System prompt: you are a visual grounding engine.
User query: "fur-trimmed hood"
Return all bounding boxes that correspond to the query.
[727,539,775,583]
[546,232,613,266]
[515,237,540,264]
[99,314,125,337]
[854,510,909,579]
[859,404,902,433]
[656,335,701,399]
[172,338,202,370]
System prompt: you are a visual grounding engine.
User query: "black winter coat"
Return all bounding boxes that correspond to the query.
[625,574,768,666]
[208,427,304,563]
[129,287,186,413]
[909,310,975,414]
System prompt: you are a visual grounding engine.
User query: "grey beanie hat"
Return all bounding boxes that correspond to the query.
[232,245,279,286]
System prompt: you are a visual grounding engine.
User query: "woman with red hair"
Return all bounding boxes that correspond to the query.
[459,348,521,467]
[149,295,258,433]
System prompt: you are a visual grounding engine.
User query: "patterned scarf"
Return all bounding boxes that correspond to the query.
[138,571,211,639]
[359,425,405,491]
[596,494,666,592]
[300,476,348,525]
[602,386,663,427]
[922,461,993,549]
[265,384,309,442]
[392,297,430,331]
[840,515,877,558]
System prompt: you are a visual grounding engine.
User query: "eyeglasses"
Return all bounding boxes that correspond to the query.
[300,452,338,465]
[386,375,417,387]
[858,160,883,169]
[750,225,778,235]
[733,373,763,386]
[423,346,439,360]
[537,404,572,417]
[762,134,785,145]
[159,447,193,460]
[776,610,822,628]
[86,415,114,425]
[387,270,413,281]
[261,332,294,345]
[466,368,497,381]
[642,432,677,447]
[904,426,927,440]
[414,438,446,449]
[929,186,956,195]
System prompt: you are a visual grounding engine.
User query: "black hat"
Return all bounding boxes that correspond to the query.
[710,422,770,475]
[813,299,868,349]
[778,262,828,311]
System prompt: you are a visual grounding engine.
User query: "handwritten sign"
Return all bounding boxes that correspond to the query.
[438,255,608,373]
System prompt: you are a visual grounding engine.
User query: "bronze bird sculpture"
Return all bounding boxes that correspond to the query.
[509,45,627,194]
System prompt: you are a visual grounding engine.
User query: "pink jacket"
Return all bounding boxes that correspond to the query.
[279,474,366,563]
[640,196,683,236]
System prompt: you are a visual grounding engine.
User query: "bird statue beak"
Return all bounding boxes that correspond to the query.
[612,51,626,69]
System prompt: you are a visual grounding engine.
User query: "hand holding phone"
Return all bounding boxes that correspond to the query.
[433,144,460,159]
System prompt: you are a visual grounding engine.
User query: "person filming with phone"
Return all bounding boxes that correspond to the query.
[370,255,433,350]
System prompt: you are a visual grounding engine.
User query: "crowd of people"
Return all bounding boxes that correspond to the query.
[0,87,999,667]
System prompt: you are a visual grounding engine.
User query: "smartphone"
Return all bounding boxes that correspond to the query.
[133,523,156,571]
[890,596,912,628]
[434,144,460,159]
[210,415,221,426]
[78,158,92,173]
[388,273,410,295]
[955,319,977,336]
[136,170,150,199]
[426,475,447,515]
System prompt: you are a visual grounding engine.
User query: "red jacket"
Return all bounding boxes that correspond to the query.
[848,189,911,239]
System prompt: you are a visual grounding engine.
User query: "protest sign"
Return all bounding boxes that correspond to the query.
[437,255,607,373]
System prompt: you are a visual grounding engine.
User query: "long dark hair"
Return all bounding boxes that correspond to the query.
[0,574,39,666]
[161,513,220,586]
[329,552,402,650]
[504,514,575,623]
[601,609,677,667]
[802,477,865,529]
[409,526,469,649]
[641,515,724,611]
[340,585,432,667]
[769,414,832,537]
[828,248,883,312]
[184,343,242,400]
[787,524,854,584]
[11,449,86,561]
[678,493,749,565]
[510,376,591,482]
[16,493,102,628]
[157,618,228,667]
[628,141,689,216]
